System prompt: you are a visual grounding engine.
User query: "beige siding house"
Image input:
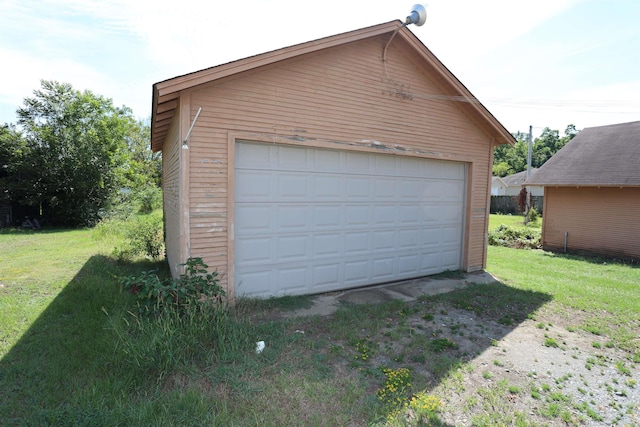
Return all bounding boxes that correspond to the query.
[151,21,514,298]
[526,121,640,260]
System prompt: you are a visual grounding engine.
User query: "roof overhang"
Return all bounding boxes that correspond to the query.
[151,20,515,151]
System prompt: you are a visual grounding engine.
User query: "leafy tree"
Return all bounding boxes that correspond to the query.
[0,124,26,204]
[493,125,579,177]
[114,117,163,215]
[12,80,134,226]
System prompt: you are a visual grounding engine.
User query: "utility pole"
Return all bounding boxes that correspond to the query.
[524,125,533,224]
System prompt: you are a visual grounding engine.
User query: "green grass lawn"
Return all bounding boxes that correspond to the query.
[488,213,541,230]
[1,220,638,425]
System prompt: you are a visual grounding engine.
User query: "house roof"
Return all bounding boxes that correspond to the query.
[501,169,539,187]
[151,20,515,151]
[525,121,640,187]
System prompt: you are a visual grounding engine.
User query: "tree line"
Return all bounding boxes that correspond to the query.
[1,79,579,226]
[0,80,161,227]
[493,124,578,177]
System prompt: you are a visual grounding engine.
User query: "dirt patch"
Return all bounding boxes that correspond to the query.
[279,287,640,426]
[424,303,640,426]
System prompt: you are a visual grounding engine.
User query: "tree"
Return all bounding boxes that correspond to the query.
[0,124,26,204]
[493,125,579,176]
[13,80,134,226]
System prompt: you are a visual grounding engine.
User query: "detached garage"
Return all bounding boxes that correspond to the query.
[151,21,514,298]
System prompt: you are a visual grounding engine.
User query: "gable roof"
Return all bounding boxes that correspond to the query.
[502,169,539,187]
[526,121,640,187]
[151,20,514,151]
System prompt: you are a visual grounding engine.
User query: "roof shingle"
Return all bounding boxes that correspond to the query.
[525,121,640,187]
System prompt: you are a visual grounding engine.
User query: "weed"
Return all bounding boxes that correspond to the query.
[427,338,457,352]
[376,367,412,408]
[574,401,603,421]
[615,361,631,376]
[482,371,493,380]
[421,312,434,321]
[544,337,559,348]
[121,257,224,314]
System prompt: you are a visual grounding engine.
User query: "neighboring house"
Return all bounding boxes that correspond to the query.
[525,121,640,260]
[491,176,507,196]
[493,169,543,196]
[150,21,514,298]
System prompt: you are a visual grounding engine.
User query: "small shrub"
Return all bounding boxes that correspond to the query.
[121,257,224,313]
[136,186,162,214]
[113,213,164,260]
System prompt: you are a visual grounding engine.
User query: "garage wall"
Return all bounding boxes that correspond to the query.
[161,112,184,278]
[542,187,640,260]
[182,35,495,294]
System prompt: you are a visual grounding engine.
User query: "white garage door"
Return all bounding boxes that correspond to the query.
[234,141,466,297]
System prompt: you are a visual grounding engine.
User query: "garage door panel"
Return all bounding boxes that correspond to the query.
[236,170,272,200]
[345,259,371,283]
[235,142,465,297]
[345,205,370,227]
[375,179,396,199]
[312,263,340,288]
[313,205,341,228]
[235,237,272,264]
[346,151,372,173]
[278,173,309,199]
[313,233,341,257]
[397,229,419,249]
[374,205,396,225]
[235,205,272,232]
[345,231,371,255]
[346,177,372,198]
[276,205,308,230]
[277,235,308,261]
[314,175,342,198]
[374,230,396,250]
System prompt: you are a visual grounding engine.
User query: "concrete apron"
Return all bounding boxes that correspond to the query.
[288,271,499,317]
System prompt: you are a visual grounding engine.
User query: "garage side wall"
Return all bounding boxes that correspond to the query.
[161,112,184,278]
[183,36,495,291]
[543,187,640,260]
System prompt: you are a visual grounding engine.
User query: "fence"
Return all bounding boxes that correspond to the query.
[490,195,543,215]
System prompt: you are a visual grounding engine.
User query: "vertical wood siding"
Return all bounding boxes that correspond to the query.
[176,35,495,293]
[162,113,183,277]
[543,187,640,260]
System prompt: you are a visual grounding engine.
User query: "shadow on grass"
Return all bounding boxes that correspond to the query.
[0,254,165,425]
[0,227,82,235]
[1,259,552,426]
[542,249,639,268]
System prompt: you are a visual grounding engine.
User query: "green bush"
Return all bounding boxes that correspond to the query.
[136,186,162,214]
[120,257,224,313]
[488,224,541,249]
[111,258,248,379]
[113,213,164,260]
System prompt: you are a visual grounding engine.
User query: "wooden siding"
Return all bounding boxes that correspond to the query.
[162,111,184,277]
[542,187,640,260]
[175,35,495,294]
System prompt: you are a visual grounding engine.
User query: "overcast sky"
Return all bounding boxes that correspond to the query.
[1,0,639,136]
